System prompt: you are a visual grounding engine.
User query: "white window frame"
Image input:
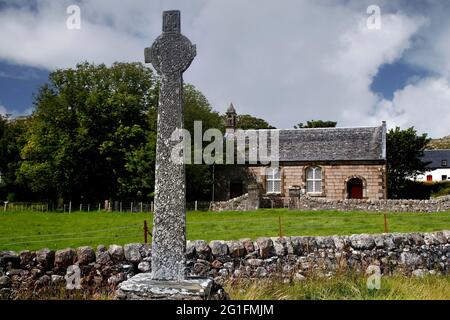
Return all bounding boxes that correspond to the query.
[306,167,322,194]
[266,167,281,194]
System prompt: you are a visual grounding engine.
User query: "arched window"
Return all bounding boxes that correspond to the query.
[266,167,281,193]
[306,167,322,194]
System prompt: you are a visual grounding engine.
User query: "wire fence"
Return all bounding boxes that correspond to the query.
[0,213,448,250]
[1,201,213,213]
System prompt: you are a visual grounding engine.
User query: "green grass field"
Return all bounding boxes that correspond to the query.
[0,209,449,251]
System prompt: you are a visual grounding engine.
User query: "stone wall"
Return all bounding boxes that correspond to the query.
[212,192,450,213]
[0,230,448,299]
[288,195,450,212]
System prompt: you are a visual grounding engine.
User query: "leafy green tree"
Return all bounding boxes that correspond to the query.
[18,62,158,202]
[0,116,32,201]
[236,114,275,130]
[16,63,225,203]
[294,120,337,128]
[387,127,431,199]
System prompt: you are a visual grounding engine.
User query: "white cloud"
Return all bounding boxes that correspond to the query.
[373,77,450,138]
[0,0,448,137]
[0,104,9,116]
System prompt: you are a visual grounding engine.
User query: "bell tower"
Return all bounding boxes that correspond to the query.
[225,103,237,136]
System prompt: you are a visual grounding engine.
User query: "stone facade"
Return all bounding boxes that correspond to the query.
[253,163,386,200]
[1,230,448,299]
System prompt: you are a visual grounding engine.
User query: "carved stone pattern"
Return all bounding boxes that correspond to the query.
[150,33,196,76]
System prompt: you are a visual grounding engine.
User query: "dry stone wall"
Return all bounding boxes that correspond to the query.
[289,195,450,212]
[213,194,450,212]
[0,230,448,299]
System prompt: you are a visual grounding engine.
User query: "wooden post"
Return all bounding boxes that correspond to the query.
[384,212,389,233]
[69,201,72,214]
[278,216,283,238]
[131,202,133,213]
[150,201,154,212]
[144,220,148,244]
[194,200,198,211]
[87,204,90,212]
[98,203,101,212]
[140,202,143,213]
[120,202,122,213]
[80,203,82,212]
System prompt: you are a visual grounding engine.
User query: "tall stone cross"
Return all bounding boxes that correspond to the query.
[144,10,196,281]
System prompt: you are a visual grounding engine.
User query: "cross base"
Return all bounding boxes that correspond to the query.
[115,274,228,300]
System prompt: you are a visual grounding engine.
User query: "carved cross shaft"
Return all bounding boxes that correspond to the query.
[145,11,196,281]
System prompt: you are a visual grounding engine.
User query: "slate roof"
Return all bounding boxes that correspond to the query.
[422,150,450,169]
[241,124,386,162]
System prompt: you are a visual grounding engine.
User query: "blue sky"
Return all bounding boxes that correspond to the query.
[1,0,450,137]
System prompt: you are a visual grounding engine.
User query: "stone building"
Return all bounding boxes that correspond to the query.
[215,105,387,204]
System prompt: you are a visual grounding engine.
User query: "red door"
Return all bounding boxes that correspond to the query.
[348,178,363,199]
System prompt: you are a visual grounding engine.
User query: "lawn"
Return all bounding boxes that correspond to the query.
[0,209,449,251]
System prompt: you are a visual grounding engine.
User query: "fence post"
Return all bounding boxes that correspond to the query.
[144,220,148,244]
[140,202,143,213]
[120,202,122,213]
[384,212,389,233]
[131,202,133,213]
[150,201,154,212]
[69,201,72,214]
[278,216,283,238]
[195,200,198,211]
[80,203,82,212]
[98,203,101,212]
[87,204,90,212]
[3,202,7,212]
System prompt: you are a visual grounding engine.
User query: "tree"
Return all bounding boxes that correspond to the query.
[16,62,225,203]
[387,127,431,199]
[18,62,158,202]
[0,115,32,201]
[235,114,275,130]
[294,120,337,129]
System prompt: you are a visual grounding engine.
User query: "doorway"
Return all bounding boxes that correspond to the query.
[229,181,243,199]
[347,178,363,199]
